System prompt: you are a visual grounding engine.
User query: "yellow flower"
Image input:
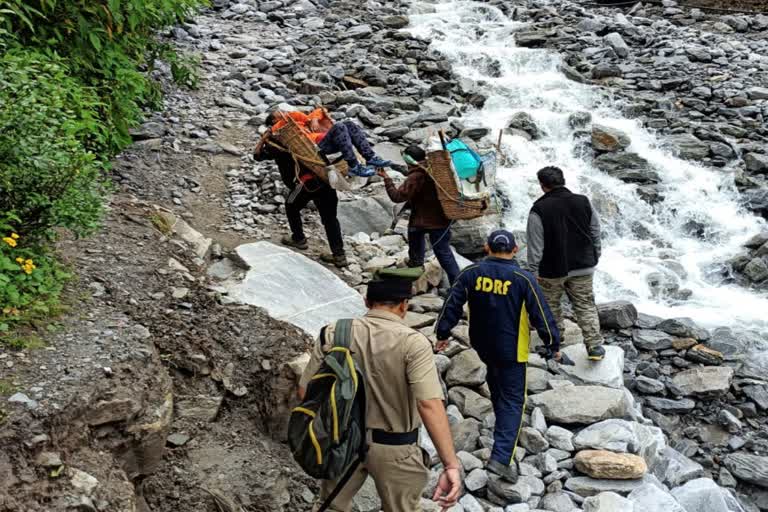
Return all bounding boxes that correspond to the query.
[11,233,19,239]
[15,257,24,264]
[25,259,33,265]
[2,237,17,247]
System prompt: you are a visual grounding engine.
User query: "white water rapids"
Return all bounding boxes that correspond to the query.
[408,1,768,336]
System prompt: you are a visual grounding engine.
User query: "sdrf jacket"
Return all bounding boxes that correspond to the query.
[435,257,560,366]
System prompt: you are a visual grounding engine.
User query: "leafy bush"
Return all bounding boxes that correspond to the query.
[0,49,109,239]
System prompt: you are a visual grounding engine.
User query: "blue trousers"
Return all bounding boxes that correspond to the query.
[408,226,460,284]
[318,120,375,167]
[487,362,527,465]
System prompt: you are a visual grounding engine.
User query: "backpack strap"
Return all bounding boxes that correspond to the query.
[333,318,353,349]
[324,319,356,401]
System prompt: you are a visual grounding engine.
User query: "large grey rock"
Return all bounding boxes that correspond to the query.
[558,345,624,389]
[226,242,366,337]
[519,427,549,454]
[628,483,685,512]
[451,215,502,255]
[594,153,659,184]
[527,366,559,393]
[744,153,768,174]
[744,257,768,282]
[488,474,532,504]
[446,350,487,387]
[632,330,673,351]
[668,134,710,160]
[583,491,635,512]
[546,426,575,451]
[737,351,768,380]
[528,386,632,424]
[539,491,577,511]
[451,418,481,452]
[459,493,485,512]
[565,474,659,497]
[723,453,768,488]
[573,419,639,453]
[465,468,489,492]
[656,318,709,340]
[597,301,638,329]
[604,32,630,58]
[592,125,631,152]
[670,478,734,512]
[651,447,704,488]
[643,397,696,414]
[507,112,541,139]
[449,387,493,420]
[337,195,393,235]
[671,367,733,396]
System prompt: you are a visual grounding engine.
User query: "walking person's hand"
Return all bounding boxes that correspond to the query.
[432,466,462,511]
[309,118,321,132]
[435,339,449,352]
[376,168,388,179]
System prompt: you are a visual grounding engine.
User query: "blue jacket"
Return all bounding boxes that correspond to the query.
[435,257,560,366]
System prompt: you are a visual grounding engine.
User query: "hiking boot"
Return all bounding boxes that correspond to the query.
[281,235,308,250]
[486,459,518,483]
[348,163,376,177]
[367,156,393,168]
[587,345,606,361]
[321,253,349,268]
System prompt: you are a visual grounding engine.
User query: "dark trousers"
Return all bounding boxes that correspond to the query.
[318,121,375,167]
[286,183,344,255]
[487,362,527,466]
[408,227,460,284]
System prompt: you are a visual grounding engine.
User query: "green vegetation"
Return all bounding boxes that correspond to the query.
[0,0,206,341]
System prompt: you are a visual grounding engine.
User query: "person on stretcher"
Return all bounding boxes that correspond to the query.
[269,108,392,177]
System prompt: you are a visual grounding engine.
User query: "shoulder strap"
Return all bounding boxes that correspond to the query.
[333,319,353,349]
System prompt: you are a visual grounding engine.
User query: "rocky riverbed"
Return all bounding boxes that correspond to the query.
[2,0,768,511]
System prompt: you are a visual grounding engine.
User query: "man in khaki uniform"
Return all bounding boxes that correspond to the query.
[298,278,462,512]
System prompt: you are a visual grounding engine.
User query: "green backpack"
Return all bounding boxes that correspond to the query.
[288,319,368,506]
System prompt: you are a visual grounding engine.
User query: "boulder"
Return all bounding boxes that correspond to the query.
[446,350,487,387]
[604,32,630,58]
[507,112,541,139]
[597,301,638,329]
[737,351,768,380]
[451,418,481,452]
[592,125,631,153]
[487,474,531,504]
[668,134,710,160]
[565,474,659,497]
[628,483,685,512]
[583,491,635,512]
[656,318,709,340]
[539,492,577,511]
[671,367,733,396]
[451,214,502,255]
[723,453,768,488]
[337,195,394,235]
[651,447,704,488]
[519,427,549,454]
[632,330,673,351]
[546,426,575,452]
[226,242,366,337]
[558,345,624,389]
[744,257,768,282]
[528,386,631,424]
[670,478,735,512]
[575,450,647,480]
[448,387,493,420]
[594,153,659,184]
[465,468,489,492]
[744,153,768,174]
[528,366,562,393]
[573,419,639,453]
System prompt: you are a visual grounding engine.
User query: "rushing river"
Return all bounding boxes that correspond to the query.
[408,0,768,335]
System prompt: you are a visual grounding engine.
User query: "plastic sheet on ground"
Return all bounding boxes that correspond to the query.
[225,242,366,337]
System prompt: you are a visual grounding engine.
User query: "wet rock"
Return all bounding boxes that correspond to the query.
[685,344,724,365]
[597,301,637,329]
[668,133,710,160]
[632,329,673,351]
[515,30,555,48]
[594,152,659,184]
[743,257,768,282]
[382,15,409,28]
[627,483,685,512]
[592,125,631,152]
[723,453,768,488]
[506,112,541,139]
[583,491,634,512]
[528,385,631,424]
[569,112,592,129]
[743,385,768,410]
[445,350,487,387]
[652,447,704,487]
[671,367,732,396]
[736,351,768,379]
[558,345,624,389]
[656,318,709,340]
[744,153,768,174]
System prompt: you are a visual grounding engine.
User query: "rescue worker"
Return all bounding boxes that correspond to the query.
[270,108,392,176]
[254,124,348,268]
[526,166,605,361]
[378,146,460,285]
[298,277,463,511]
[435,230,560,483]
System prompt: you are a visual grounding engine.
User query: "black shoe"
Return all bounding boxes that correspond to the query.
[486,459,518,483]
[281,235,308,250]
[320,253,349,268]
[587,345,606,361]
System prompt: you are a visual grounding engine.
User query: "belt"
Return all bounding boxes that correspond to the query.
[371,429,419,446]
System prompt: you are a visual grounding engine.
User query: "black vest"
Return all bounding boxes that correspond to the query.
[531,187,598,279]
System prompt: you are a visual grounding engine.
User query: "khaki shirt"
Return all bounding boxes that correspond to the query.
[299,310,444,433]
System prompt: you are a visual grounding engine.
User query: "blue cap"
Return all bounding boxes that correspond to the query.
[487,229,517,253]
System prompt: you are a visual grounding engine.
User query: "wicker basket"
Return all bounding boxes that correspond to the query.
[426,150,489,220]
[272,114,350,182]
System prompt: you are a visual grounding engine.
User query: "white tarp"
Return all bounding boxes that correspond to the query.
[226,242,366,337]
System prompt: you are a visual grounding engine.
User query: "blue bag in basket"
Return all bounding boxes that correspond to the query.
[445,138,482,180]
